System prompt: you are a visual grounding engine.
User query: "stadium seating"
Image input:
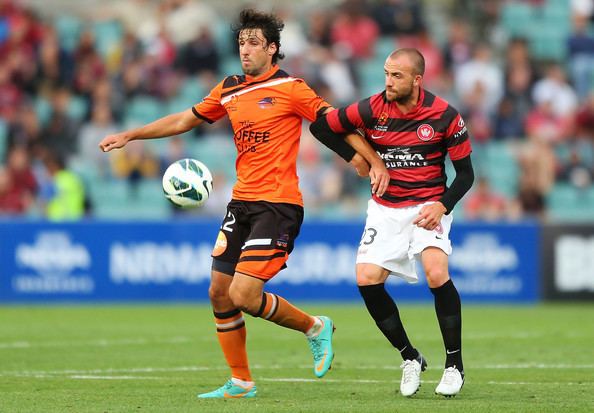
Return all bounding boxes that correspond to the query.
[547,183,594,221]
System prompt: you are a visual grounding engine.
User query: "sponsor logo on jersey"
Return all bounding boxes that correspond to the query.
[458,117,465,127]
[417,124,435,141]
[380,147,427,168]
[258,97,276,108]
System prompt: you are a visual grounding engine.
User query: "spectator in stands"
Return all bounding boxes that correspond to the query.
[72,30,106,98]
[37,24,74,89]
[331,0,379,60]
[567,12,594,100]
[6,103,41,153]
[532,63,578,119]
[443,20,473,71]
[517,130,557,202]
[371,0,424,36]
[175,27,220,76]
[164,0,218,47]
[0,64,22,121]
[576,91,594,140]
[0,145,37,215]
[525,99,572,143]
[109,140,159,195]
[512,177,546,221]
[38,149,86,220]
[495,62,534,140]
[454,43,503,117]
[75,102,118,177]
[464,176,508,221]
[40,88,81,161]
[557,146,593,189]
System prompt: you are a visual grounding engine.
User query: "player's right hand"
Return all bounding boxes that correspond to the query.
[99,133,130,152]
[349,153,370,177]
[369,162,389,197]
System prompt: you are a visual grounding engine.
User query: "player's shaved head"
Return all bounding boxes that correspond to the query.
[388,48,425,76]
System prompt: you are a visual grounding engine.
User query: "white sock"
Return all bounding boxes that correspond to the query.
[231,377,254,388]
[305,316,323,338]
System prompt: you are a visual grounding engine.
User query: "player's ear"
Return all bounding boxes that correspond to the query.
[268,42,277,56]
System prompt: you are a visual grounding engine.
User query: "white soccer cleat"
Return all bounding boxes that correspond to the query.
[435,366,464,397]
[399,354,427,397]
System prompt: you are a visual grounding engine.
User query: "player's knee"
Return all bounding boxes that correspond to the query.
[208,283,229,304]
[356,267,385,286]
[424,266,449,288]
[228,284,259,314]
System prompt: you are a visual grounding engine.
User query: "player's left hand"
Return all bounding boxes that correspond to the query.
[413,202,447,230]
[369,162,390,197]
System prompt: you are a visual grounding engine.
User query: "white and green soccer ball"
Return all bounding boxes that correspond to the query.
[162,158,213,208]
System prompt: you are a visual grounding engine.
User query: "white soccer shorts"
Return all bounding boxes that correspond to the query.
[356,199,453,283]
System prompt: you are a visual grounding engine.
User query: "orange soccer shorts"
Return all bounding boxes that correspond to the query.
[211,200,303,281]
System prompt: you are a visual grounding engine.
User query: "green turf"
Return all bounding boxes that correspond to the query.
[1,303,593,412]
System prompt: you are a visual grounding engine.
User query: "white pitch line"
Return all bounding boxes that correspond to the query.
[0,337,192,350]
[70,375,165,380]
[3,363,594,380]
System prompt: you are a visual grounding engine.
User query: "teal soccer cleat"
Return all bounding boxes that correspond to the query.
[307,316,335,378]
[197,380,257,399]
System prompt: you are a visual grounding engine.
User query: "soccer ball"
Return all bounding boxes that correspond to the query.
[162,158,213,208]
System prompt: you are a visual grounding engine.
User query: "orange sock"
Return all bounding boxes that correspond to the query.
[256,292,315,333]
[214,309,252,382]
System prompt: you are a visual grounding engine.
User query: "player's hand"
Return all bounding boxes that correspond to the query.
[369,161,389,197]
[99,133,130,152]
[413,202,447,230]
[349,153,370,177]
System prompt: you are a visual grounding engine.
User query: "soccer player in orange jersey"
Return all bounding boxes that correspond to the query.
[99,9,389,399]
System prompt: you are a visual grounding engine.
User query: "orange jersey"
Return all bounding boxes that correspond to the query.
[192,65,330,206]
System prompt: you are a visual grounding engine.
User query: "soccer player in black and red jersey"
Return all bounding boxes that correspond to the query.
[310,48,474,397]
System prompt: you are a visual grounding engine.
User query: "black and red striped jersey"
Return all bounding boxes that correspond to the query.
[326,88,472,208]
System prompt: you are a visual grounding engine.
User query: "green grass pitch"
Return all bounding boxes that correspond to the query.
[1,303,593,412]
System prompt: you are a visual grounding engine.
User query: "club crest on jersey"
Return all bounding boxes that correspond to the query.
[258,97,276,108]
[378,112,389,125]
[417,124,435,141]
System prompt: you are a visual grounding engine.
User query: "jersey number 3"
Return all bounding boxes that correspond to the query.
[360,228,377,245]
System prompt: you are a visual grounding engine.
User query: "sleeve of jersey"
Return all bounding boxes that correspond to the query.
[445,113,472,160]
[326,102,365,133]
[191,81,227,124]
[291,80,331,122]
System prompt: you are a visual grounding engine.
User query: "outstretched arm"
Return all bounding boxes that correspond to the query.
[99,108,203,152]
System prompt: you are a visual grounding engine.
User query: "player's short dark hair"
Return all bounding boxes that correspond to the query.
[234,9,285,64]
[391,48,425,76]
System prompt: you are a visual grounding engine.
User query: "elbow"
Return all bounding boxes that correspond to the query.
[309,118,322,136]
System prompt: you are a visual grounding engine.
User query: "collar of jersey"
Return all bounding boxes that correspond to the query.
[244,64,280,84]
[386,87,426,117]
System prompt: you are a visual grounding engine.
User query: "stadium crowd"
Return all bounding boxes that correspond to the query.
[0,0,593,221]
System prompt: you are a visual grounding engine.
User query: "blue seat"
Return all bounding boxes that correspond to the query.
[92,19,124,59]
[125,96,165,125]
[55,15,83,52]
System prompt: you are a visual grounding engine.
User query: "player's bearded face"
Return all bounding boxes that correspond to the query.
[384,58,418,104]
[238,29,275,76]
